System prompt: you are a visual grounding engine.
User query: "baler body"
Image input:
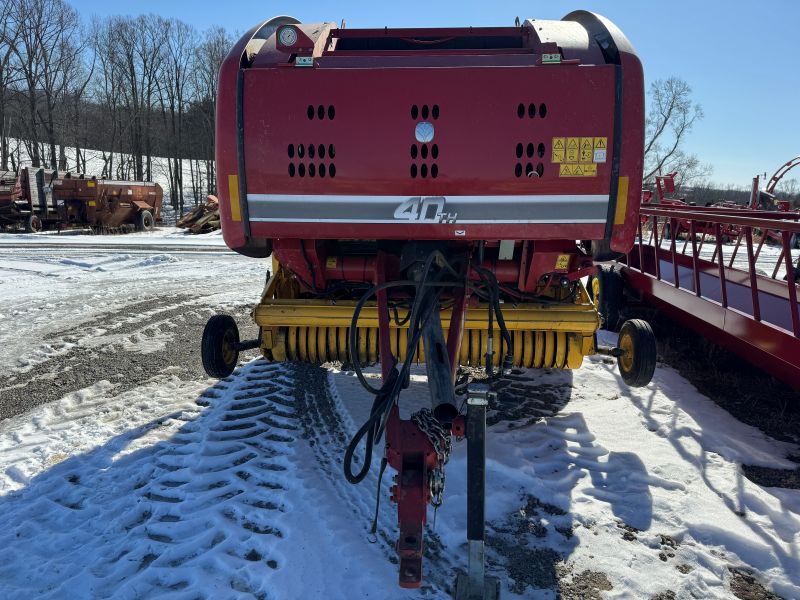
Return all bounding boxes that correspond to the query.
[216,12,644,261]
[206,13,652,590]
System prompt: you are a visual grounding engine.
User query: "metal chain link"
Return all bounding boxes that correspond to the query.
[411,408,452,508]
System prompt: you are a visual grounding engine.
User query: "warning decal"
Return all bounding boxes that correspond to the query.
[552,135,608,177]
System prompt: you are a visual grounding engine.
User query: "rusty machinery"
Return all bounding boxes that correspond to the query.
[0,167,163,233]
[201,11,653,597]
[0,167,60,232]
[53,174,163,232]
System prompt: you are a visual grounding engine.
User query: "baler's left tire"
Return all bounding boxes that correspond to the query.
[617,319,656,387]
[202,314,240,378]
[136,210,154,232]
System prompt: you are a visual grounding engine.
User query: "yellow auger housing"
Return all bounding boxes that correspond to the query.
[254,264,598,369]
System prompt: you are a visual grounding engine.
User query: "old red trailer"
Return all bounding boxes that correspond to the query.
[53,174,163,232]
[0,168,162,232]
[0,167,60,232]
[202,12,648,596]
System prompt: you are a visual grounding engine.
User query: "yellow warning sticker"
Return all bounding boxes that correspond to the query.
[551,138,565,163]
[88,201,96,207]
[87,181,96,187]
[552,135,608,176]
[566,147,579,162]
[559,163,597,177]
[555,254,571,270]
[326,256,337,269]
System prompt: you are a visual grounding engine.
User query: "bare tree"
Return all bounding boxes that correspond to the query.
[105,14,166,180]
[159,18,197,212]
[10,0,87,168]
[0,0,22,170]
[193,26,232,195]
[643,77,711,186]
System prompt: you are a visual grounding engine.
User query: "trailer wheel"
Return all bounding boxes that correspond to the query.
[617,319,656,387]
[589,265,624,331]
[791,233,800,250]
[202,314,240,378]
[25,215,42,233]
[136,210,154,232]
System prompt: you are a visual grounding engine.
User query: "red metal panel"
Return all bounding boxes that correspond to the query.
[242,66,616,199]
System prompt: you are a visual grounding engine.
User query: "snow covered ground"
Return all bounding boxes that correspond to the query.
[0,232,798,599]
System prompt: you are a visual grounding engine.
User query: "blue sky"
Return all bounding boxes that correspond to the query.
[69,0,799,187]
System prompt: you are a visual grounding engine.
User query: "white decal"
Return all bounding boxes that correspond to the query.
[393,197,457,223]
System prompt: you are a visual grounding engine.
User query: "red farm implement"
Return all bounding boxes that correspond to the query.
[618,205,800,389]
[201,11,651,597]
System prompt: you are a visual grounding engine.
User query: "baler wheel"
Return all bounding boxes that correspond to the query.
[202,314,240,378]
[25,215,42,233]
[136,210,155,232]
[589,265,624,331]
[617,319,656,387]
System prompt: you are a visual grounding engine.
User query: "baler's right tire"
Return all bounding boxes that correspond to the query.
[617,319,657,387]
[589,238,623,262]
[589,264,624,331]
[136,210,154,232]
[25,215,42,233]
[202,314,240,378]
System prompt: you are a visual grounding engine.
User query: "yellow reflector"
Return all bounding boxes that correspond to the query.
[228,174,241,222]
[614,176,629,225]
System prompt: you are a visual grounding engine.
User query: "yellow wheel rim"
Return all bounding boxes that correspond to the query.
[619,331,634,372]
[222,330,236,365]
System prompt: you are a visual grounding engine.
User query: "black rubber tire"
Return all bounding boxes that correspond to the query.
[791,233,800,250]
[662,223,672,240]
[589,238,623,262]
[617,319,657,387]
[202,314,240,378]
[25,214,42,233]
[136,210,154,232]
[588,264,624,331]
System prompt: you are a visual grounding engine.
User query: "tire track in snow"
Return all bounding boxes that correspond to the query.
[0,362,299,599]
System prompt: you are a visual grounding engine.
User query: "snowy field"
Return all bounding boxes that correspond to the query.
[0,230,798,599]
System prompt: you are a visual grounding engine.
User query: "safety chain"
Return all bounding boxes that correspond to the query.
[410,408,452,508]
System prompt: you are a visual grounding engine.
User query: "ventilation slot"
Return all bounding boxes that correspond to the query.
[516,102,548,119]
[410,143,439,179]
[307,105,336,120]
[288,142,337,179]
[514,142,547,179]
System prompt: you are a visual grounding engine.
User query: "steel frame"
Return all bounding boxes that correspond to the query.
[622,206,800,389]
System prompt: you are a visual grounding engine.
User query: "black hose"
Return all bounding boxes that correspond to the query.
[344,250,461,485]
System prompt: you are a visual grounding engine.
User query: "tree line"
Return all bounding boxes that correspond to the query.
[2,1,795,212]
[0,0,232,214]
